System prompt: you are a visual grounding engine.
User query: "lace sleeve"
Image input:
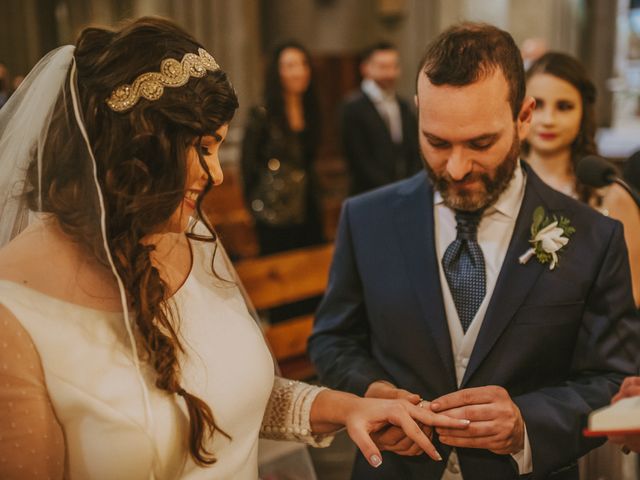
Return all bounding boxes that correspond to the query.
[260,377,334,447]
[0,304,65,479]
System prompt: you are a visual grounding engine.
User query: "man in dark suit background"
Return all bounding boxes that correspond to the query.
[309,23,639,480]
[341,42,422,195]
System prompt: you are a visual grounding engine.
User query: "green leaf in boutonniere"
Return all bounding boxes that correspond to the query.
[530,205,545,238]
[519,206,575,270]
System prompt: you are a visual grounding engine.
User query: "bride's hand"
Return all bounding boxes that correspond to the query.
[310,391,470,468]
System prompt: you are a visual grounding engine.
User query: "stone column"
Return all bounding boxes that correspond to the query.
[0,0,59,77]
[581,0,616,127]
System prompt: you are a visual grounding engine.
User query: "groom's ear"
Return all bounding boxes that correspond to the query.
[517,96,535,141]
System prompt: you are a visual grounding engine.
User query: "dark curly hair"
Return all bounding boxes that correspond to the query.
[522,52,599,203]
[26,17,239,466]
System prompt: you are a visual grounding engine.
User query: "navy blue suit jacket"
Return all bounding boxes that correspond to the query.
[308,165,639,480]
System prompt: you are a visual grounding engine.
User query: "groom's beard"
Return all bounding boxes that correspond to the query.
[423,130,520,212]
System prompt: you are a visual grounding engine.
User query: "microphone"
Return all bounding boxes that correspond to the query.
[577,155,640,208]
[576,155,616,187]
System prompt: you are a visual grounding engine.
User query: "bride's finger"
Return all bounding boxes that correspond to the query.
[387,408,443,461]
[347,422,384,468]
[412,403,471,429]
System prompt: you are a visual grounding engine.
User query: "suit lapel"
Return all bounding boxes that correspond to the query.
[461,167,553,386]
[393,175,458,390]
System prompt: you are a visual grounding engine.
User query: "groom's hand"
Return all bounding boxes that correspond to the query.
[431,386,525,455]
[365,381,433,455]
[365,381,421,403]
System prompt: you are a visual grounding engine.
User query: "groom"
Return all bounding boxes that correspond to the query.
[308,22,639,480]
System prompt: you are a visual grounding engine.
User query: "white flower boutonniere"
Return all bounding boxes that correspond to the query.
[518,206,575,270]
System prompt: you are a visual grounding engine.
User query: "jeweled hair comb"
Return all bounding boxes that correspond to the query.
[106,48,220,112]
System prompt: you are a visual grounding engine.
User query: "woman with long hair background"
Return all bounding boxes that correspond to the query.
[524,52,640,307]
[241,41,325,255]
[524,51,640,480]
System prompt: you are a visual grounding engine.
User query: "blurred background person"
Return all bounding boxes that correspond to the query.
[523,52,640,308]
[11,74,24,93]
[241,41,324,255]
[340,42,421,195]
[0,63,10,108]
[520,37,548,70]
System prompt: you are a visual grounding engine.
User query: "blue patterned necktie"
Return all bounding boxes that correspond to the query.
[442,210,486,333]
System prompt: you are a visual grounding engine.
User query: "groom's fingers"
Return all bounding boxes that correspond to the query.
[373,424,434,454]
[395,440,428,456]
[364,381,421,403]
[431,403,495,422]
[393,425,434,456]
[437,421,494,438]
[372,425,409,448]
[439,433,500,450]
[431,386,503,412]
[385,435,418,453]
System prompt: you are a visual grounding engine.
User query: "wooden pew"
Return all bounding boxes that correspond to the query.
[204,163,259,259]
[234,244,334,380]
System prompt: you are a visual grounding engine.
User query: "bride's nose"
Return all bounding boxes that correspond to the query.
[204,154,224,186]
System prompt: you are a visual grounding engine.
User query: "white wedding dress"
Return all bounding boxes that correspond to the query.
[0,233,328,479]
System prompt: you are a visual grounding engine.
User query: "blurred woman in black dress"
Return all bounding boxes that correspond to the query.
[241,41,324,255]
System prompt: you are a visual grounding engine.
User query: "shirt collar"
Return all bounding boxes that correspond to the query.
[361,78,395,103]
[433,159,526,219]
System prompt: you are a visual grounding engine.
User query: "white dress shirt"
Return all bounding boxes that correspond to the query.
[361,78,403,143]
[434,161,533,478]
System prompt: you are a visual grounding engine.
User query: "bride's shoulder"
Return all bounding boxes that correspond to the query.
[0,220,121,311]
[0,221,66,281]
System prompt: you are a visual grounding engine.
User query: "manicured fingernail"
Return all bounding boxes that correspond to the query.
[435,451,443,461]
[460,419,471,425]
[431,402,440,410]
[370,454,382,467]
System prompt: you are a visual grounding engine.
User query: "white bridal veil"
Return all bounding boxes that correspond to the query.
[0,46,75,245]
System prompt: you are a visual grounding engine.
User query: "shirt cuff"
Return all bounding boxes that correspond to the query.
[510,423,533,474]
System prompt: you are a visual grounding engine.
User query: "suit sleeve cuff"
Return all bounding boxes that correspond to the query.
[511,422,533,474]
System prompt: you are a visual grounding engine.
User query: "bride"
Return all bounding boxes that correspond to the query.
[0,17,468,479]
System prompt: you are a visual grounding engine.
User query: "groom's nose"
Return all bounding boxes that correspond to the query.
[446,148,473,181]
